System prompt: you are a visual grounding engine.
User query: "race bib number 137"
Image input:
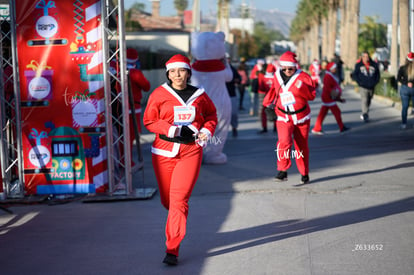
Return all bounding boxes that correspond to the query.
[174,106,196,125]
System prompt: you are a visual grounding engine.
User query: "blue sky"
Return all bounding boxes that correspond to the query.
[124,0,394,24]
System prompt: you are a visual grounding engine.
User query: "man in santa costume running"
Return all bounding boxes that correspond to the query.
[112,49,150,167]
[312,62,349,135]
[309,58,321,94]
[263,51,316,184]
[143,54,217,265]
[126,48,150,158]
[258,64,277,133]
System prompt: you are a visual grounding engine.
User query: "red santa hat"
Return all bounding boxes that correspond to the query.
[326,62,337,72]
[165,54,191,71]
[407,52,414,61]
[109,60,118,74]
[126,48,139,64]
[279,51,298,67]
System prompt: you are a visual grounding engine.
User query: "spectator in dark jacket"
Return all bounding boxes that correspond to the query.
[226,53,241,136]
[332,53,344,84]
[351,51,380,122]
[397,52,414,129]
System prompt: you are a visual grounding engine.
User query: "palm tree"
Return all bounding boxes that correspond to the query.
[327,0,338,60]
[321,15,328,60]
[310,0,326,63]
[339,0,348,68]
[390,0,399,74]
[290,0,331,63]
[124,3,145,31]
[174,0,188,17]
[216,0,232,37]
[399,0,410,66]
[346,0,359,68]
[290,1,309,60]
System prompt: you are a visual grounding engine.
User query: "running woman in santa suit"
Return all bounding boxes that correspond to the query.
[263,51,316,184]
[311,62,349,135]
[258,63,277,133]
[309,58,321,94]
[143,54,217,266]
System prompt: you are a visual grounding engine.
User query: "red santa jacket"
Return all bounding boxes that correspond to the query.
[143,83,217,157]
[129,68,150,109]
[115,68,150,111]
[258,72,274,94]
[321,71,342,106]
[309,63,321,86]
[263,69,316,125]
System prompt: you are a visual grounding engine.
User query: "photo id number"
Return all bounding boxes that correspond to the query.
[352,244,383,252]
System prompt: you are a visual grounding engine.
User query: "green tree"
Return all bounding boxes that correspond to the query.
[399,0,410,65]
[358,16,387,55]
[289,0,329,62]
[125,2,145,31]
[232,22,285,59]
[130,2,146,11]
[174,0,188,16]
[290,0,327,43]
[253,22,285,57]
[231,29,256,58]
[217,0,232,18]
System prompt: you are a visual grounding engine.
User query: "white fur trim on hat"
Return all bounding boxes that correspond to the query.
[279,51,298,67]
[166,62,191,71]
[279,61,297,67]
[127,57,138,64]
[327,62,337,72]
[165,54,191,71]
[126,48,139,64]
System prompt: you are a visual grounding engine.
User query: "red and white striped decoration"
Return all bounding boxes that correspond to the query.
[84,1,108,193]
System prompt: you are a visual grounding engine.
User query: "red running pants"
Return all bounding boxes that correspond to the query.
[312,105,344,132]
[152,143,203,256]
[276,119,310,176]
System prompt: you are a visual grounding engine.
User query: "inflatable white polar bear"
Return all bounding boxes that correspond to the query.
[190,31,233,164]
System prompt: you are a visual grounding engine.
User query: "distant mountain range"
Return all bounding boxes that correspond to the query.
[203,8,294,38]
[250,9,294,38]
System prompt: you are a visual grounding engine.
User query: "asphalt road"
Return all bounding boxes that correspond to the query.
[1,86,413,275]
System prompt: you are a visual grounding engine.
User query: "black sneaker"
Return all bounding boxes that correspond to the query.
[275,171,288,181]
[340,126,350,133]
[360,113,369,122]
[232,128,238,137]
[301,175,310,184]
[163,253,178,266]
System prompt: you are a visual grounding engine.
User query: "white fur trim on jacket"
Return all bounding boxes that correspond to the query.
[322,101,337,107]
[168,126,178,138]
[151,143,180,157]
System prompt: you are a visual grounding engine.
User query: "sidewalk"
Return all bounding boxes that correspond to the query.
[0,86,413,275]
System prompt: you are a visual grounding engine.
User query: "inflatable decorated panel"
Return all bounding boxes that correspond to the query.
[16,0,108,195]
